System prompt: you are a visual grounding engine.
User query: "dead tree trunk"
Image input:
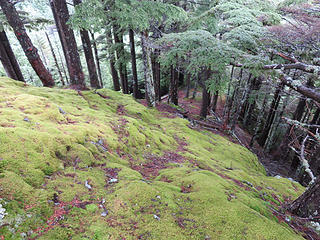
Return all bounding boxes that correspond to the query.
[0,1,54,86]
[50,0,85,88]
[0,29,24,82]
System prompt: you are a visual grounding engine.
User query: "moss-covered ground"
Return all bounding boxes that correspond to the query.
[0,77,306,239]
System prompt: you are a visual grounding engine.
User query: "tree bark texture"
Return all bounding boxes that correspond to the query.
[0,1,54,86]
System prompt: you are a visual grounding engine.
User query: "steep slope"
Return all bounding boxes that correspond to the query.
[0,77,305,239]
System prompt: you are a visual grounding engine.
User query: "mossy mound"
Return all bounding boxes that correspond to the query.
[0,77,305,239]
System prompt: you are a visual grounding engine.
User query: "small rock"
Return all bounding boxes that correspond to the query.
[156,195,161,199]
[153,214,160,221]
[101,210,108,217]
[58,107,66,115]
[108,178,118,184]
[274,175,282,179]
[85,180,92,190]
[146,144,151,148]
[23,117,29,122]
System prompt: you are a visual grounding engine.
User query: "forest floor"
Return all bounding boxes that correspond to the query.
[157,89,293,179]
[1,78,318,240]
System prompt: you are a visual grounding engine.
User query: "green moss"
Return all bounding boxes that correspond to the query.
[0,77,306,239]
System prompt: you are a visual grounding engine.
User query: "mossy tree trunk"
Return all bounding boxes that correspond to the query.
[141,31,155,107]
[113,25,128,94]
[129,29,139,98]
[0,29,24,82]
[50,0,85,88]
[0,1,54,86]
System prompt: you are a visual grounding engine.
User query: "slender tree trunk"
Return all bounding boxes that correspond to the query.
[50,0,85,88]
[152,49,161,102]
[0,30,24,82]
[140,31,155,107]
[185,74,191,98]
[53,33,69,84]
[90,32,103,88]
[79,29,100,88]
[250,88,270,147]
[0,1,54,86]
[113,25,128,94]
[226,68,243,125]
[155,49,161,101]
[73,0,100,88]
[230,73,252,131]
[169,66,179,105]
[129,29,139,98]
[223,65,234,117]
[106,30,120,91]
[200,72,211,119]
[211,91,219,112]
[192,80,198,99]
[258,82,284,147]
[45,32,65,86]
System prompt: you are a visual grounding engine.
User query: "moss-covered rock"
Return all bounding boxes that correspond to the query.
[0,77,305,239]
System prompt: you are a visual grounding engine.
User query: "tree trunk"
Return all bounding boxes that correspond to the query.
[90,32,103,88]
[200,70,211,119]
[258,82,284,147]
[106,30,120,91]
[152,49,161,102]
[211,91,219,112]
[0,1,54,86]
[73,0,100,88]
[45,32,65,86]
[53,33,69,84]
[113,25,128,94]
[230,73,252,131]
[50,0,85,88]
[288,177,320,219]
[0,30,24,82]
[129,29,139,98]
[140,31,155,107]
[169,66,179,105]
[200,85,211,119]
[185,74,191,98]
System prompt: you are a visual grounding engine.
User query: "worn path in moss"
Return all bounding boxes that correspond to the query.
[0,78,306,239]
